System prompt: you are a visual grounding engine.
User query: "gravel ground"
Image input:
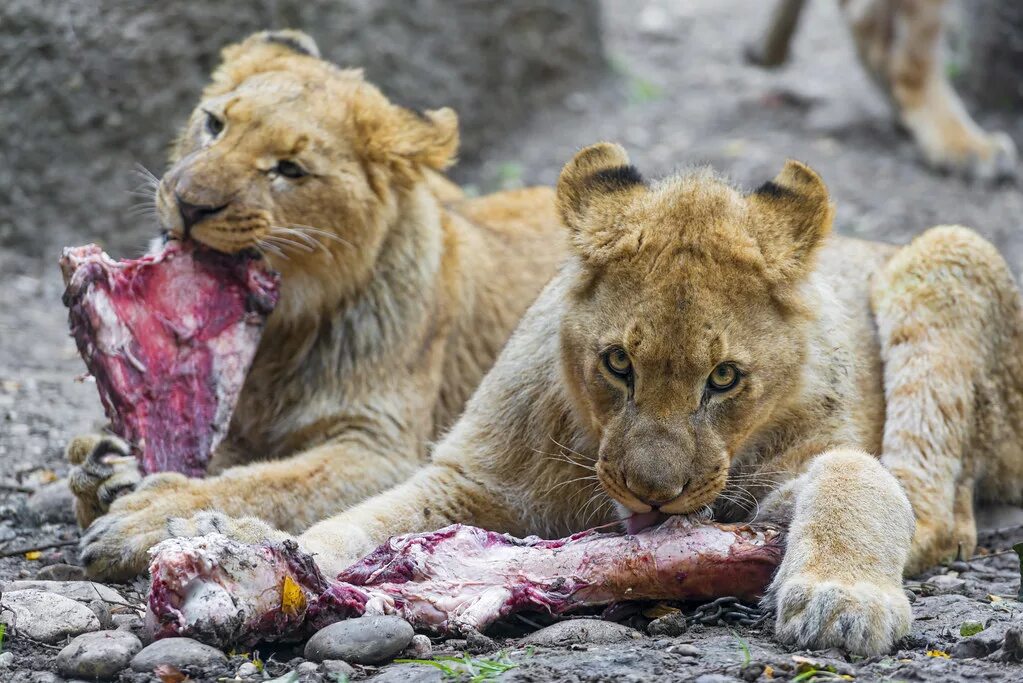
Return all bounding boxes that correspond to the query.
[2,0,1023,681]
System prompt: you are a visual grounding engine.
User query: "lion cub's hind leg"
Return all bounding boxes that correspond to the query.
[871,226,1023,575]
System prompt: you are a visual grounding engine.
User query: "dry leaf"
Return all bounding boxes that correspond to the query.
[280,575,306,616]
[642,602,681,619]
[926,650,950,658]
[24,550,41,561]
[763,664,774,678]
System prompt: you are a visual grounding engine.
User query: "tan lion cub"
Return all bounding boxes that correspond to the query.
[162,143,1023,655]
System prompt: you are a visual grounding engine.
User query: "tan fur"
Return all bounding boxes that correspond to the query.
[210,143,1023,656]
[751,0,1016,180]
[68,30,565,581]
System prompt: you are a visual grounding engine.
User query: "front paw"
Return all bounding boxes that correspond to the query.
[79,473,211,581]
[67,434,142,528]
[769,574,911,656]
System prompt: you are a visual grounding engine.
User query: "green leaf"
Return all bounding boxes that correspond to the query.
[960,620,984,637]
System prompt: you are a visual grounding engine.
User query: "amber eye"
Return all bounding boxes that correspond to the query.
[708,363,740,392]
[204,111,224,137]
[603,347,632,380]
[275,160,307,179]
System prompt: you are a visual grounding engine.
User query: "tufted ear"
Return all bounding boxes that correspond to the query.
[353,100,460,177]
[747,160,834,283]
[556,143,647,263]
[205,30,321,97]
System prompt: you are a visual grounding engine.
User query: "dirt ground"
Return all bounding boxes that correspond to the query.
[2,0,1023,680]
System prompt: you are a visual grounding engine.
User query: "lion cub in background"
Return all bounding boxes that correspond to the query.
[68,30,565,580]
[197,143,1023,656]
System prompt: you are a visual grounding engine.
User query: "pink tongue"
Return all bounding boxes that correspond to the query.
[625,511,669,535]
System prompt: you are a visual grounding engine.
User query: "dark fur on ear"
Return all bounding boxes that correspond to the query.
[748,160,834,284]
[262,30,321,58]
[557,143,646,232]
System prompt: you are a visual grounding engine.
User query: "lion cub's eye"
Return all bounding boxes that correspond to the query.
[602,347,633,380]
[204,111,224,137]
[707,363,741,392]
[274,160,308,179]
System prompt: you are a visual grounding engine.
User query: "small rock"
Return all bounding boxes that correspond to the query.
[924,574,967,595]
[130,637,227,671]
[741,663,765,682]
[34,563,88,581]
[668,643,702,657]
[0,651,13,669]
[1,580,129,606]
[24,479,76,524]
[373,663,444,682]
[304,616,414,665]
[694,675,741,683]
[648,611,688,636]
[466,627,497,653]
[952,635,1000,659]
[111,613,141,631]
[995,627,1023,662]
[57,629,142,680]
[520,619,643,647]
[235,661,260,678]
[403,634,433,659]
[0,589,100,643]
[321,659,356,678]
[297,661,319,675]
[87,600,113,629]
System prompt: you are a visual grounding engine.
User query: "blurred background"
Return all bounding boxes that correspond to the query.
[0,0,1022,496]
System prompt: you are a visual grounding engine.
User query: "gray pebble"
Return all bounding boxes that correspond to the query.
[305,615,414,665]
[24,479,76,524]
[57,629,142,680]
[130,637,227,671]
[322,659,356,678]
[297,661,320,674]
[669,643,702,657]
[235,661,261,678]
[521,619,643,646]
[694,675,741,683]
[111,613,141,631]
[924,574,967,595]
[1,580,129,606]
[951,635,1000,659]
[371,663,444,683]
[648,611,688,636]
[0,651,13,669]
[403,633,433,658]
[0,589,100,643]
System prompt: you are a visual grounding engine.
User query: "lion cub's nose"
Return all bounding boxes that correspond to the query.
[176,196,227,235]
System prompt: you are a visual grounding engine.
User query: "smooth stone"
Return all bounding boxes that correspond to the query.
[403,633,433,658]
[24,479,76,524]
[371,663,444,683]
[648,611,688,636]
[235,661,260,678]
[57,629,142,680]
[322,659,357,678]
[111,613,141,631]
[1,580,129,606]
[0,651,13,669]
[296,661,319,674]
[304,616,414,665]
[0,589,100,643]
[695,675,742,683]
[520,619,643,646]
[669,643,702,657]
[130,637,228,672]
[35,563,88,581]
[996,627,1023,662]
[952,635,1000,659]
[924,574,967,595]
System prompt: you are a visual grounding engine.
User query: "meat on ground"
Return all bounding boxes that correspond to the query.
[146,517,784,647]
[61,241,279,477]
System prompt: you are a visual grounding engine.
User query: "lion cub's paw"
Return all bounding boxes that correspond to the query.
[79,474,211,582]
[166,511,288,546]
[770,574,911,656]
[67,434,142,529]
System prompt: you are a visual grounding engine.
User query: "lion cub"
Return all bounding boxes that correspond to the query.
[199,142,1023,656]
[68,30,565,580]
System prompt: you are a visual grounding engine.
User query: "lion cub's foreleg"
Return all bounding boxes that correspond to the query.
[872,226,1023,574]
[766,448,914,656]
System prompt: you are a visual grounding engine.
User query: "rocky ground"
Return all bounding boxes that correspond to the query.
[3,0,1023,681]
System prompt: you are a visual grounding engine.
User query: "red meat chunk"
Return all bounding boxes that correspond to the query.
[60,241,279,477]
[145,518,784,647]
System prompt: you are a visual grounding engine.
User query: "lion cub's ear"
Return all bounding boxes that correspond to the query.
[748,160,834,283]
[354,103,460,176]
[557,143,647,262]
[207,30,321,97]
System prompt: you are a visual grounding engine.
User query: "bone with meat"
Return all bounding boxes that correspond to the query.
[145,517,784,648]
[60,241,280,477]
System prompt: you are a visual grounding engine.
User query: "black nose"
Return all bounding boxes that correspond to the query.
[176,195,227,235]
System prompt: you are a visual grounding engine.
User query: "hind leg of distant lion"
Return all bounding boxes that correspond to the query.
[745,0,806,67]
[842,0,1016,180]
[766,448,914,655]
[871,225,1023,575]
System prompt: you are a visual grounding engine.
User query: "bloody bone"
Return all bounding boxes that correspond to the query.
[61,241,279,477]
[146,518,784,647]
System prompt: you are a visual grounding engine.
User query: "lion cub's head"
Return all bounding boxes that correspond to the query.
[556,143,834,519]
[155,30,458,306]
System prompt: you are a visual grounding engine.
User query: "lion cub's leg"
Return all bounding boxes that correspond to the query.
[871,226,1023,574]
[841,0,1016,180]
[766,448,914,655]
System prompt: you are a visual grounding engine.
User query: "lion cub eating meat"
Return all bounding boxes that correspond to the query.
[181,142,1023,656]
[68,30,565,580]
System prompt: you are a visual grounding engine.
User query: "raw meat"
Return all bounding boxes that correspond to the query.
[145,518,784,647]
[60,241,279,477]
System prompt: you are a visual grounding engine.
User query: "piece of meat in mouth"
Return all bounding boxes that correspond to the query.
[60,240,280,477]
